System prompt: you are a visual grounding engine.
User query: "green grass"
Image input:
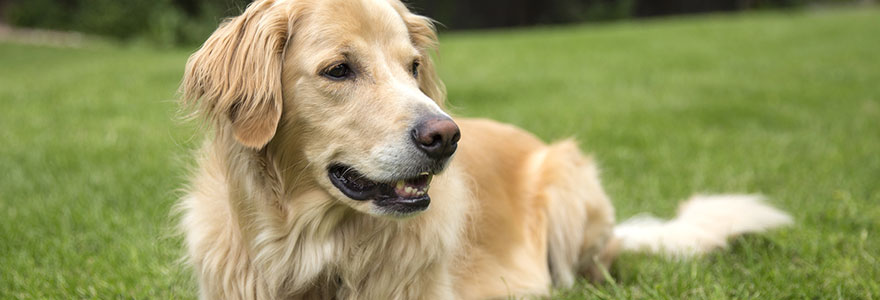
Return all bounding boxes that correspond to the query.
[2,7,878,299]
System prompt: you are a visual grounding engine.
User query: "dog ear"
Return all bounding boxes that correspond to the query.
[394,4,447,107]
[181,1,290,148]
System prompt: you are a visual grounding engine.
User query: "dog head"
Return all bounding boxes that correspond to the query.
[182,0,458,217]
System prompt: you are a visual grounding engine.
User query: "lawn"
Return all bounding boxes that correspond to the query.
[2,7,878,299]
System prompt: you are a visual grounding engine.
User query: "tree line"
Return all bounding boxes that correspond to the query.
[1,0,845,46]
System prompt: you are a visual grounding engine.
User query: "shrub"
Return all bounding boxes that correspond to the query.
[3,0,248,46]
[2,0,857,45]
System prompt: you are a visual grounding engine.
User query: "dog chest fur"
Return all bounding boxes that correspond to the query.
[180,137,474,299]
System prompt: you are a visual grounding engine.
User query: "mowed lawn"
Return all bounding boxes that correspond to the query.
[2,7,878,299]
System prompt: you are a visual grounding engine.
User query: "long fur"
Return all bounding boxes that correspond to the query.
[614,195,793,256]
[180,0,291,148]
[537,140,616,287]
[176,0,792,299]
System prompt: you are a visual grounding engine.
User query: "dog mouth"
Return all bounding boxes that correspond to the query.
[328,164,432,215]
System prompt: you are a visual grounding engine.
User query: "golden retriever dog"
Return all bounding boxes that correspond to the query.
[177,0,792,298]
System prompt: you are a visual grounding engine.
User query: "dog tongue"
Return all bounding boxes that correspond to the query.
[394,173,432,198]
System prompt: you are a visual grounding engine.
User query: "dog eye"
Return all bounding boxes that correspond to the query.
[411,60,420,78]
[324,63,352,80]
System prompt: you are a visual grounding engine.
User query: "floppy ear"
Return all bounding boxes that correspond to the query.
[393,4,447,107]
[181,0,290,148]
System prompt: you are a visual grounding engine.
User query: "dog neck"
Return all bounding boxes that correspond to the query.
[211,126,466,297]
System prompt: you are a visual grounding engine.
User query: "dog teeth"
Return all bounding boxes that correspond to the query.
[393,176,433,197]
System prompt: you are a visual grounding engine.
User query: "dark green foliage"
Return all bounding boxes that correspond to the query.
[406,0,827,30]
[3,0,856,45]
[3,0,251,46]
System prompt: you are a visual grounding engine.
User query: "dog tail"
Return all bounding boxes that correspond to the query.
[613,194,792,256]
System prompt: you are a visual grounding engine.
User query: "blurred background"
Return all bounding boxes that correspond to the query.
[1,0,878,298]
[0,0,869,46]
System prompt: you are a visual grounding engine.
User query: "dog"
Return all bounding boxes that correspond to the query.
[177,0,793,298]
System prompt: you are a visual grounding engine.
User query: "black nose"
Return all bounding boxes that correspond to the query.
[411,116,461,160]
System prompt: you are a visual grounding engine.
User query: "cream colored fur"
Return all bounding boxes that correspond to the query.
[614,195,793,256]
[177,0,792,299]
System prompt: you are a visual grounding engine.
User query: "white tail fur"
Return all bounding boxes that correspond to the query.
[613,195,792,256]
